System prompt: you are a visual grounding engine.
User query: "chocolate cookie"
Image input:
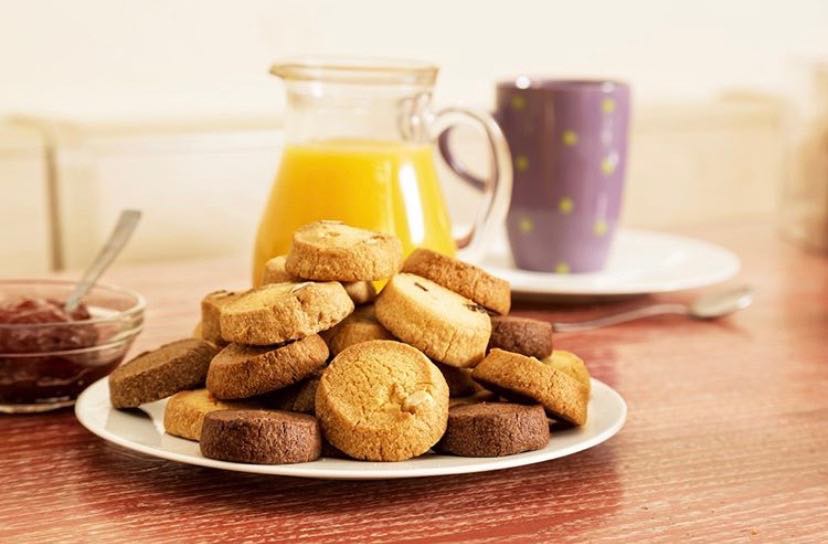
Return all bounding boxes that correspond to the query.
[488,316,554,359]
[402,248,511,314]
[206,335,328,399]
[200,409,322,464]
[286,221,403,282]
[109,338,218,409]
[437,402,550,457]
[472,349,589,425]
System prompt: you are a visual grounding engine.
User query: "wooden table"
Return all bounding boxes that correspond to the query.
[2,221,827,543]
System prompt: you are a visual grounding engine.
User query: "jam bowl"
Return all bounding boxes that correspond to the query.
[0,279,144,413]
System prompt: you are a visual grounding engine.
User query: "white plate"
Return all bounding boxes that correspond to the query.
[477,228,740,298]
[75,378,626,480]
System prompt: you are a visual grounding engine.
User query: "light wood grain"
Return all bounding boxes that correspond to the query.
[1,221,827,543]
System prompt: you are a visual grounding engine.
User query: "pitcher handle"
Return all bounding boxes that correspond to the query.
[433,107,512,263]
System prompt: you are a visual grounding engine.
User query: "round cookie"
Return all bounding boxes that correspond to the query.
[323,305,394,356]
[472,349,589,426]
[109,338,218,409]
[207,335,328,399]
[315,340,449,461]
[488,316,554,359]
[437,402,550,457]
[261,255,294,284]
[402,248,511,315]
[200,409,322,464]
[164,389,253,441]
[219,281,353,345]
[285,221,403,282]
[341,281,377,306]
[375,273,491,368]
[542,350,591,394]
[263,254,376,305]
[200,290,242,345]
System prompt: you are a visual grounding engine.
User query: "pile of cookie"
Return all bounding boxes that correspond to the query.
[109,220,591,464]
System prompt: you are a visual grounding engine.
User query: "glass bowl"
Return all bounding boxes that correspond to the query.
[0,279,144,413]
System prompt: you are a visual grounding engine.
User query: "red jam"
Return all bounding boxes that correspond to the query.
[0,297,97,353]
[0,297,117,407]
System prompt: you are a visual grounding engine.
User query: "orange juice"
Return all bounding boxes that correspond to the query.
[252,139,456,285]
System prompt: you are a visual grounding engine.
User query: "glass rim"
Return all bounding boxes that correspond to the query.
[0,327,143,358]
[270,56,439,86]
[498,76,629,93]
[0,278,146,331]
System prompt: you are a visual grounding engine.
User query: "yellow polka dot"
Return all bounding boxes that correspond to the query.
[601,154,618,175]
[518,217,534,233]
[602,98,616,114]
[562,130,578,146]
[510,95,526,111]
[515,155,529,172]
[555,262,570,274]
[593,219,608,237]
[558,197,574,214]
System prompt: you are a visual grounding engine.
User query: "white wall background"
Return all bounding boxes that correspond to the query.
[0,0,826,120]
[0,0,823,272]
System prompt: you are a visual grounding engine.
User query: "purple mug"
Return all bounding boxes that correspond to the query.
[441,78,631,273]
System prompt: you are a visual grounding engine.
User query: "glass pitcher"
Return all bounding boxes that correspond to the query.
[252,57,512,285]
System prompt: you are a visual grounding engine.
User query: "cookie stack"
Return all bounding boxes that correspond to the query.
[108,220,592,464]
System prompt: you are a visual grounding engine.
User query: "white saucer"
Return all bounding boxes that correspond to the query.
[75,378,626,480]
[476,228,740,298]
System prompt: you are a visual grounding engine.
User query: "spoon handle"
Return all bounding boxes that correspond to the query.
[64,210,142,312]
[553,303,689,333]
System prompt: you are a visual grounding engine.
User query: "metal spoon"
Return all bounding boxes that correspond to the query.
[552,285,754,333]
[64,210,142,313]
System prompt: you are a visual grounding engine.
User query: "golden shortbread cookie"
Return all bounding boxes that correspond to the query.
[163,389,253,441]
[261,255,295,284]
[206,335,329,399]
[263,254,376,305]
[315,340,449,461]
[542,350,591,394]
[341,281,377,306]
[472,349,589,425]
[285,221,403,282]
[200,290,242,345]
[219,282,353,345]
[402,248,511,315]
[375,273,491,368]
[323,305,394,356]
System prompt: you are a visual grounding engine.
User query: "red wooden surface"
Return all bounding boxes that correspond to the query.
[1,221,827,543]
